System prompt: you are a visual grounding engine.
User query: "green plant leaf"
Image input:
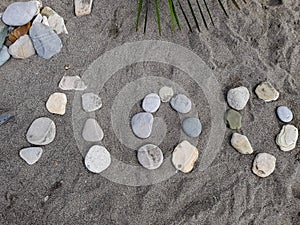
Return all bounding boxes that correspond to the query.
[154,0,161,35]
[187,0,200,32]
[136,0,143,31]
[230,0,241,10]
[178,0,192,32]
[168,0,181,31]
[202,0,214,26]
[144,0,149,33]
[172,0,181,30]
[217,0,229,17]
[196,0,208,29]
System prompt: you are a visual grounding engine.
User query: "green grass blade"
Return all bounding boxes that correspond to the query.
[196,0,208,29]
[168,0,176,31]
[144,0,148,33]
[154,0,161,35]
[202,0,214,26]
[217,0,229,17]
[187,0,200,32]
[178,0,192,32]
[136,0,143,31]
[172,0,181,30]
[230,0,241,10]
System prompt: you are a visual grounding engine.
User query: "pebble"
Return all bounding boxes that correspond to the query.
[42,16,49,26]
[82,93,102,112]
[142,93,161,113]
[276,124,298,151]
[227,86,250,110]
[84,145,111,173]
[46,92,67,115]
[170,94,192,114]
[0,46,10,67]
[8,22,31,43]
[32,14,43,24]
[231,133,253,154]
[41,7,55,17]
[19,147,43,165]
[131,112,154,139]
[277,106,293,123]
[47,11,68,34]
[182,117,202,138]
[2,1,41,26]
[137,144,164,170]
[74,0,94,17]
[29,22,62,59]
[159,86,174,102]
[82,118,104,142]
[26,117,56,145]
[225,109,242,130]
[8,35,36,59]
[0,114,14,125]
[59,76,87,91]
[255,81,279,102]
[252,153,276,178]
[0,21,8,49]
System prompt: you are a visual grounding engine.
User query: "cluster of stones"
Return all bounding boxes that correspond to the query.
[226,82,298,178]
[131,87,202,173]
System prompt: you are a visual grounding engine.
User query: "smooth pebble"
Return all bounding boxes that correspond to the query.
[276,124,298,151]
[277,106,293,123]
[137,144,163,170]
[131,112,154,139]
[82,93,102,112]
[255,81,279,102]
[8,35,35,59]
[182,117,202,138]
[85,145,111,173]
[227,86,250,110]
[0,46,10,67]
[225,109,242,130]
[20,147,43,165]
[159,86,174,102]
[46,92,67,115]
[231,133,253,154]
[74,0,93,17]
[142,93,161,113]
[82,118,104,142]
[252,153,276,178]
[170,94,192,114]
[59,76,87,91]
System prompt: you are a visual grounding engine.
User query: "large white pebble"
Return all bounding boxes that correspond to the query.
[82,93,102,112]
[20,147,43,165]
[142,93,161,113]
[82,118,104,142]
[276,124,298,151]
[227,86,250,110]
[46,92,67,115]
[252,153,276,178]
[85,145,111,173]
[231,133,253,154]
[59,76,87,91]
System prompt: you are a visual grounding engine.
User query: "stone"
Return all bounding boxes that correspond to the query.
[170,94,192,114]
[225,109,242,130]
[0,114,14,126]
[142,93,161,113]
[19,147,43,165]
[182,117,202,138]
[32,14,42,24]
[227,86,250,110]
[2,1,41,26]
[26,117,56,145]
[0,46,10,67]
[8,35,36,59]
[0,21,8,49]
[46,92,67,115]
[59,76,87,91]
[29,22,62,59]
[277,106,293,123]
[231,133,253,154]
[75,0,93,17]
[48,13,68,34]
[255,81,279,102]
[172,140,199,173]
[42,16,49,26]
[137,144,163,170]
[159,86,174,102]
[8,22,31,43]
[84,145,111,173]
[41,7,55,17]
[82,93,102,112]
[276,124,298,151]
[252,153,276,178]
[82,118,104,142]
[131,112,154,139]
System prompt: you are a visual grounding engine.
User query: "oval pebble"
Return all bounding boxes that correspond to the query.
[20,147,43,165]
[276,124,298,151]
[46,92,67,115]
[231,133,253,154]
[159,86,174,102]
[82,93,102,112]
[84,145,111,173]
[170,94,192,114]
[227,86,250,110]
[142,93,161,113]
[137,144,163,170]
[82,118,104,142]
[255,81,279,102]
[182,117,202,138]
[252,153,276,178]
[277,106,293,123]
[131,112,154,139]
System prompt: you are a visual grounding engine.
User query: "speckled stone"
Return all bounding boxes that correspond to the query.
[81,93,102,112]
[170,94,192,114]
[20,147,43,165]
[131,112,154,139]
[277,106,293,123]
[137,144,163,170]
[159,86,174,102]
[225,109,242,130]
[276,124,298,151]
[82,118,104,142]
[0,46,10,67]
[142,93,161,113]
[85,145,111,173]
[255,81,279,102]
[182,117,202,138]
[227,86,250,110]
[231,133,253,154]
[252,153,276,178]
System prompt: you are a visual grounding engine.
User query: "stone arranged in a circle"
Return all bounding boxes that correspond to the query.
[29,22,62,59]
[276,124,298,151]
[82,118,104,142]
[19,147,43,165]
[227,86,250,110]
[2,1,41,26]
[59,76,87,91]
[137,144,163,170]
[26,117,56,145]
[82,93,102,112]
[0,46,10,67]
[255,81,279,102]
[231,133,253,154]
[46,92,67,115]
[225,109,242,130]
[252,153,276,178]
[172,140,199,173]
[131,112,154,139]
[276,106,293,123]
[142,93,161,113]
[84,145,111,173]
[182,117,202,138]
[74,0,94,17]
[159,86,174,102]
[170,94,192,114]
[8,35,36,59]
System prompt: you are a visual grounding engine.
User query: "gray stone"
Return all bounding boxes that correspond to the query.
[227,86,250,110]
[8,35,36,59]
[29,22,62,59]
[0,114,14,126]
[170,94,192,114]
[32,14,43,24]
[182,117,202,138]
[0,46,10,67]
[75,0,93,17]
[82,93,102,112]
[131,112,154,139]
[142,93,161,113]
[26,117,56,145]
[159,86,174,102]
[137,144,163,170]
[82,118,104,142]
[59,76,87,91]
[19,147,43,165]
[84,145,111,173]
[252,153,276,178]
[277,106,293,123]
[0,21,8,49]
[231,133,253,154]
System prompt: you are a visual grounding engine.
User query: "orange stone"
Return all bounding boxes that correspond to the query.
[8,22,31,43]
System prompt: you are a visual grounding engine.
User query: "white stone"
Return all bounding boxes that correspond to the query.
[255,81,279,102]
[75,0,93,17]
[82,118,104,142]
[170,94,192,114]
[231,133,253,154]
[82,93,102,112]
[42,16,49,26]
[20,147,43,165]
[159,86,174,102]
[142,93,161,113]
[85,145,111,173]
[8,35,35,59]
[46,92,67,115]
[227,86,250,110]
[59,76,87,91]
[48,13,68,34]
[172,140,199,173]
[33,14,42,24]
[131,112,154,139]
[137,144,163,170]
[276,124,298,151]
[252,153,276,178]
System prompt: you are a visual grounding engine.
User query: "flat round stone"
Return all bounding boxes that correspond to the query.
[131,112,154,139]
[182,117,202,138]
[231,133,253,154]
[142,93,161,113]
[26,117,56,145]
[277,106,293,123]
[59,76,87,91]
[170,94,192,114]
[85,145,111,173]
[227,86,250,110]
[225,109,242,130]
[255,81,279,102]
[159,86,174,102]
[46,92,67,115]
[82,93,102,112]
[276,124,298,151]
[82,118,104,142]
[20,147,43,165]
[137,144,163,170]
[252,153,276,178]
